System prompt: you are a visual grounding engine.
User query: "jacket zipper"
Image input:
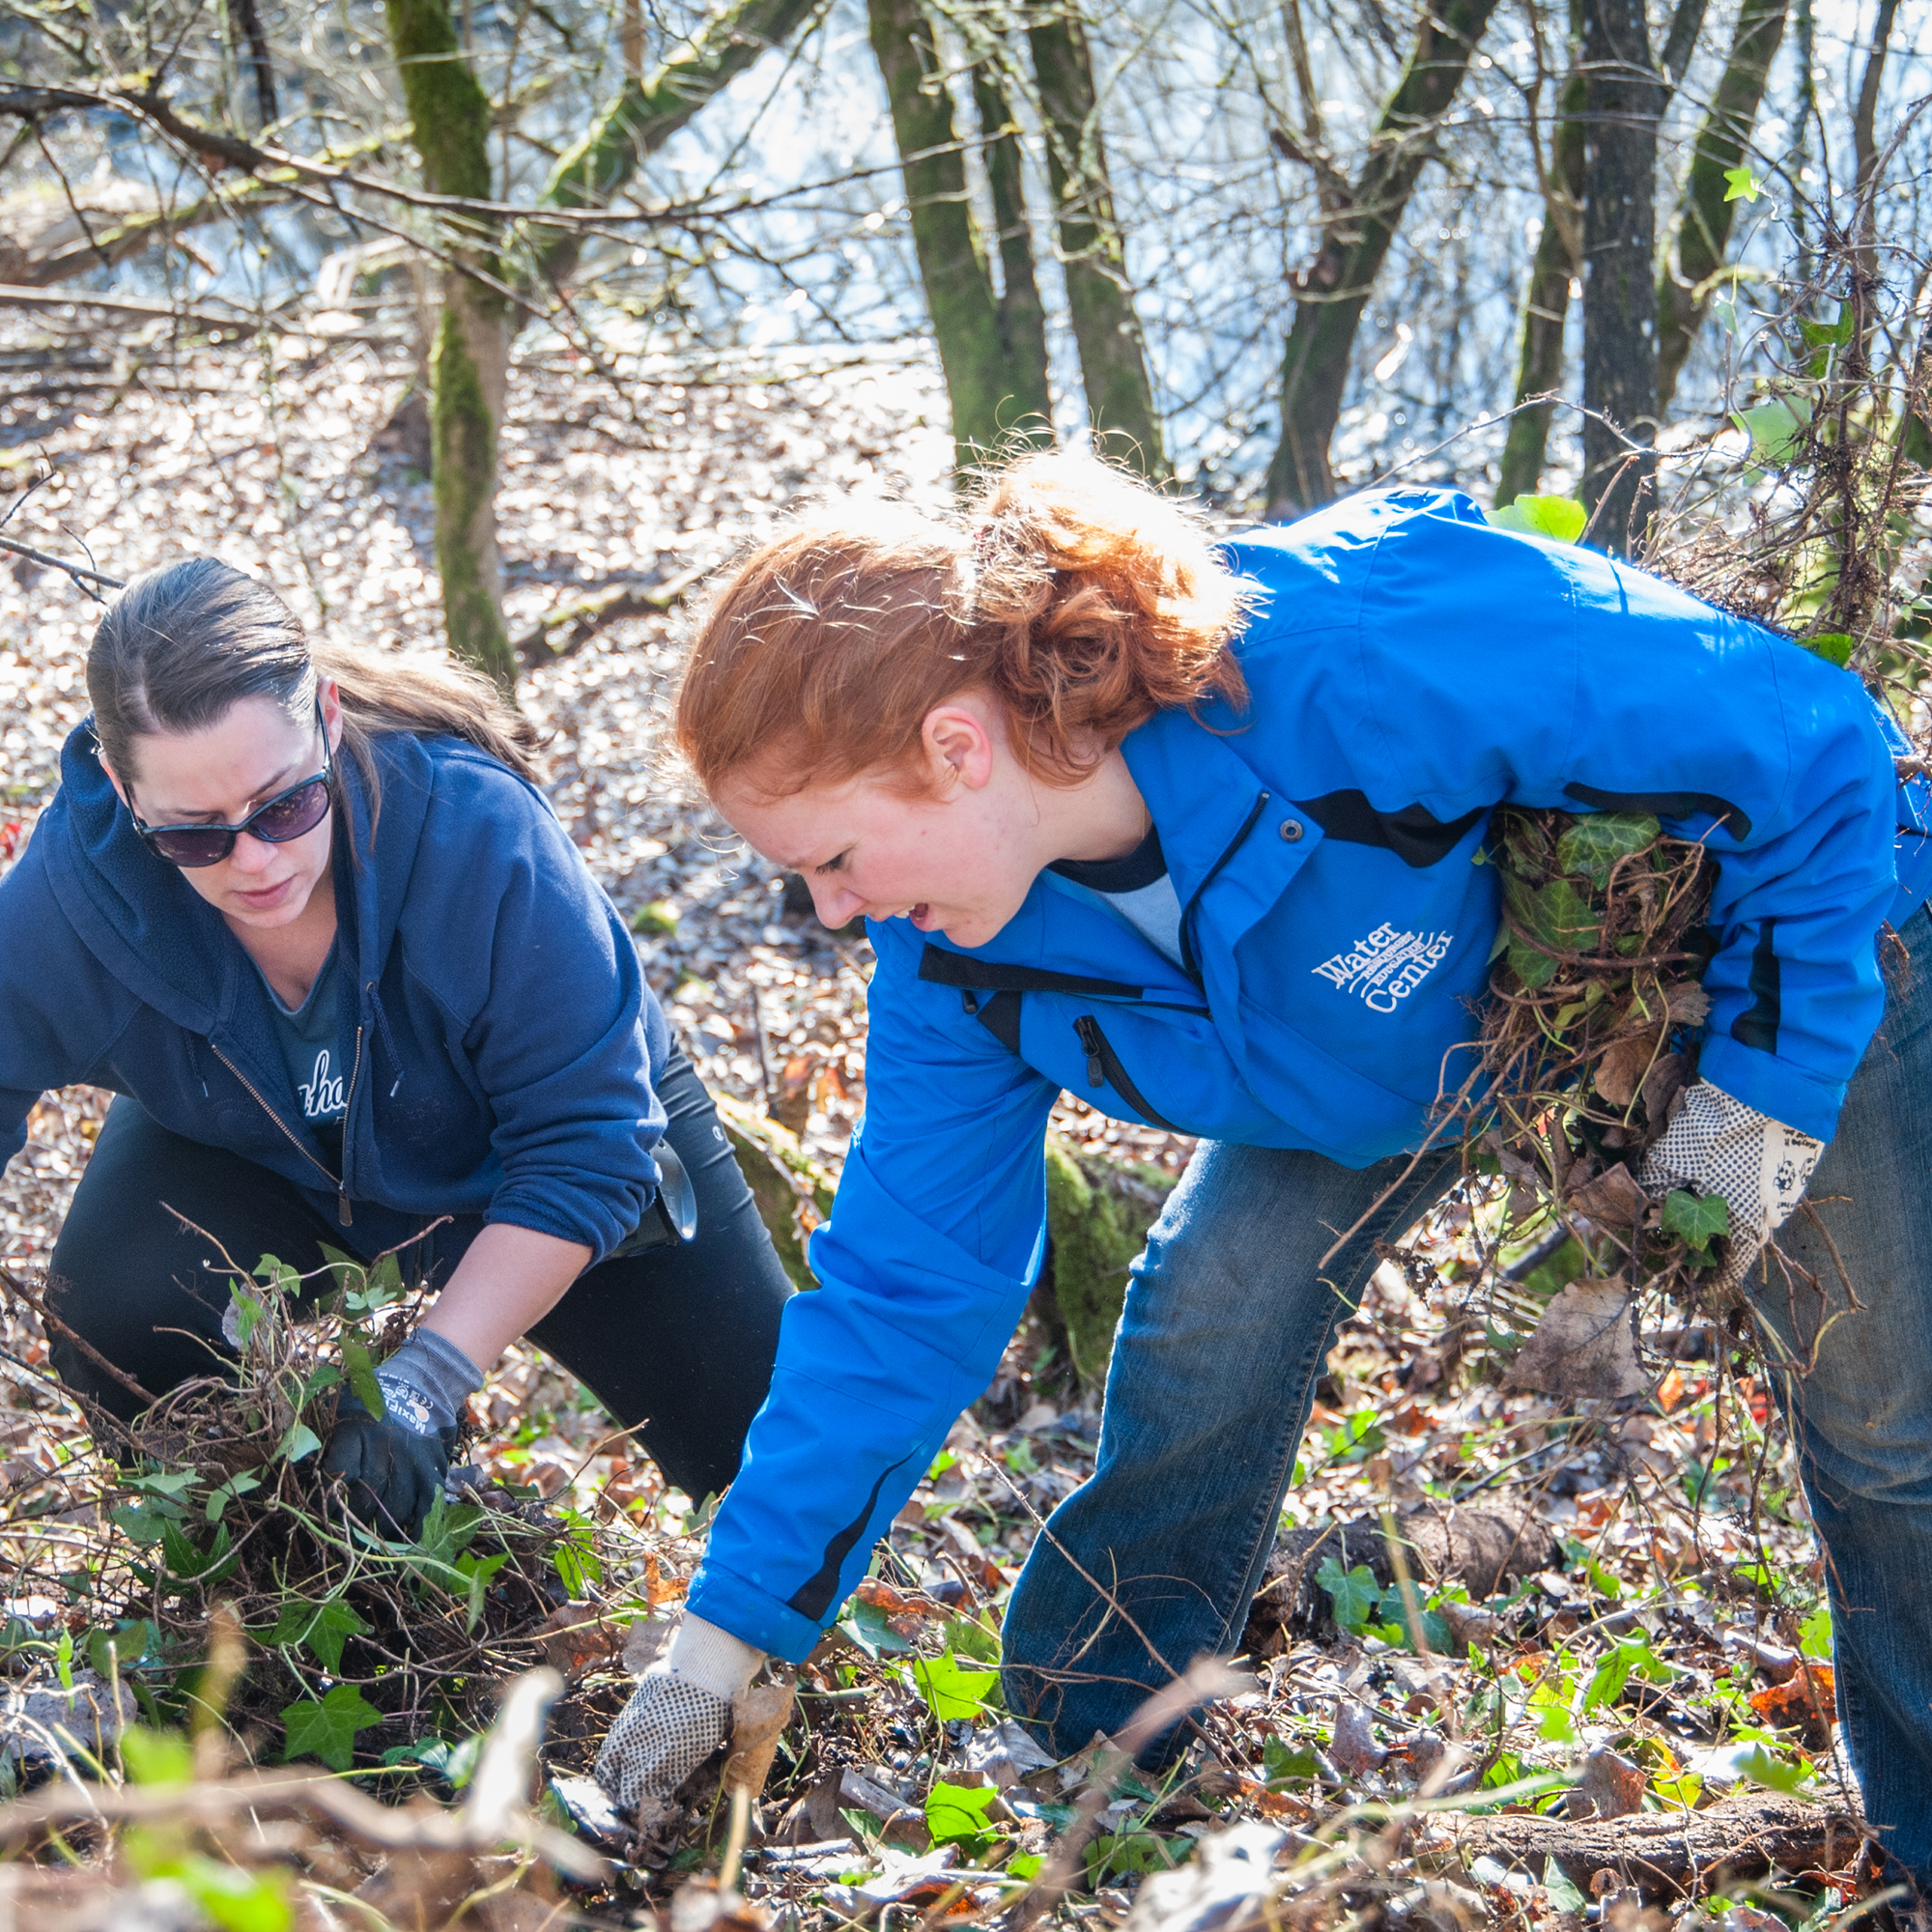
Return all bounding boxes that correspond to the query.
[209,1029,363,1228]
[1072,1015,1187,1133]
[1179,789,1273,983]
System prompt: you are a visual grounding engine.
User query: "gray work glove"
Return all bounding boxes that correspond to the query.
[1638,1079,1823,1292]
[594,1613,762,1814]
[323,1328,483,1541]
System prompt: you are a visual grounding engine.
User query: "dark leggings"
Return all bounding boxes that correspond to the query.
[46,1047,794,1502]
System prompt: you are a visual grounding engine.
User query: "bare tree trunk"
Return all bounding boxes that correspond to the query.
[1263,0,1502,518]
[385,0,515,687]
[868,0,1049,469]
[226,0,278,128]
[1496,15,1584,504]
[1655,0,1789,410]
[972,60,1053,440]
[1026,8,1163,475]
[1579,0,1660,554]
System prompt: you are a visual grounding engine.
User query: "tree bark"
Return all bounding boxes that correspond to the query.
[1263,0,1503,518]
[868,0,1044,469]
[1026,9,1163,475]
[529,0,824,292]
[1579,0,1660,554]
[385,0,516,688]
[1496,16,1585,505]
[971,60,1053,441]
[1655,0,1789,410]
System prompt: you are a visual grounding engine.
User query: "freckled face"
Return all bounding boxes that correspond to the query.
[107,693,341,931]
[715,767,1043,951]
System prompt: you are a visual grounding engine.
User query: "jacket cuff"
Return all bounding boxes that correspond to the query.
[686,1559,828,1666]
[1694,1037,1846,1145]
[663,1612,763,1699]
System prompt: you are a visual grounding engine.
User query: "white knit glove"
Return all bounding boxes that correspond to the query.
[593,1613,763,1814]
[1638,1079,1822,1290]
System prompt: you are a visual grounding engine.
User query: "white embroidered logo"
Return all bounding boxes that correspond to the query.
[298,1047,347,1119]
[1312,922,1454,1014]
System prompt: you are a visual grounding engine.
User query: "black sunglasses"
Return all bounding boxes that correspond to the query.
[130,712,334,869]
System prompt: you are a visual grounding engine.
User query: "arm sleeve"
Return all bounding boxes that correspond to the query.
[1354,502,1898,1143]
[1540,557,1896,1141]
[687,922,1059,1660]
[448,777,667,1264]
[0,837,119,1171]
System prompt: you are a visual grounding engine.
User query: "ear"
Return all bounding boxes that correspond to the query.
[319,678,344,753]
[97,750,131,811]
[921,696,999,793]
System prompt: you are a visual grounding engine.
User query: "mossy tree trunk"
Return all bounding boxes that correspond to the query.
[529,0,825,293]
[384,0,516,688]
[1039,1136,1176,1385]
[972,61,1053,439]
[1655,0,1789,411]
[1495,14,1584,504]
[1026,9,1163,476]
[1262,0,1501,518]
[867,0,1051,470]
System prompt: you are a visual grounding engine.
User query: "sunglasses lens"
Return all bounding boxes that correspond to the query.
[146,826,235,867]
[251,778,331,844]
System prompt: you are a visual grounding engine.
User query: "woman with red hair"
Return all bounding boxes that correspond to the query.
[595,453,1932,1891]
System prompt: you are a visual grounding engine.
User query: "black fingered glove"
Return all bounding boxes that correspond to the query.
[321,1328,483,1542]
[322,1405,457,1542]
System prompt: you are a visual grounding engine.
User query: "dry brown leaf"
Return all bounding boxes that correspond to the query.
[1568,1745,1646,1820]
[1565,1161,1647,1227]
[1329,1698,1386,1776]
[724,1680,797,1797]
[1503,1278,1648,1399]
[1594,1029,1663,1110]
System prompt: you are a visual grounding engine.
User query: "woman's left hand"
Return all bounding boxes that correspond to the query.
[322,1328,483,1541]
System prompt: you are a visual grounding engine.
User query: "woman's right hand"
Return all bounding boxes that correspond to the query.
[594,1614,764,1813]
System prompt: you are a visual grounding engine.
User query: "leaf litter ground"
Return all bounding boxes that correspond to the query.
[0,315,1889,1930]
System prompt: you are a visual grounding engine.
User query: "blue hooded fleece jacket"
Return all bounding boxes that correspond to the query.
[0,724,671,1265]
[684,487,1932,1662]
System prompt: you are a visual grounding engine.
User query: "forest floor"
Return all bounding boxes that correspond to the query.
[0,313,1888,1932]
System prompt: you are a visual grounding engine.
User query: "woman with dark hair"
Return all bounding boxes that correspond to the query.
[0,559,793,1722]
[591,453,1932,1890]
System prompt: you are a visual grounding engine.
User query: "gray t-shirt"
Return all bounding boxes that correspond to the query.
[1047,823,1185,968]
[259,947,353,1165]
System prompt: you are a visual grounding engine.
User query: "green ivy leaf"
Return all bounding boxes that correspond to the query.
[161,1520,239,1584]
[1798,302,1855,348]
[910,1653,1002,1721]
[1723,163,1763,202]
[1316,1556,1381,1635]
[339,1336,385,1421]
[1800,1605,1833,1660]
[121,1724,194,1785]
[281,1684,382,1773]
[1486,494,1587,543]
[1733,397,1811,467]
[1801,632,1855,668]
[1554,813,1659,891]
[456,1550,510,1633]
[1662,1188,1730,1261]
[227,1286,264,1351]
[925,1780,1000,1849]
[276,1423,323,1465]
[269,1595,369,1676]
[1581,1632,1675,1711]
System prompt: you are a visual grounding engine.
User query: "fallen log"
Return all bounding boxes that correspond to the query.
[1418,1792,1868,1900]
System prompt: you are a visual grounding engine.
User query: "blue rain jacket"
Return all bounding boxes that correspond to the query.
[688,486,1932,1661]
[0,724,671,1264]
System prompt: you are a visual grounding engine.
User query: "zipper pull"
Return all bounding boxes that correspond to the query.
[1074,1016,1105,1088]
[338,1193,354,1227]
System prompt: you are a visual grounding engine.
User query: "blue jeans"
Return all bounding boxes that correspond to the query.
[1003,902,1932,1879]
